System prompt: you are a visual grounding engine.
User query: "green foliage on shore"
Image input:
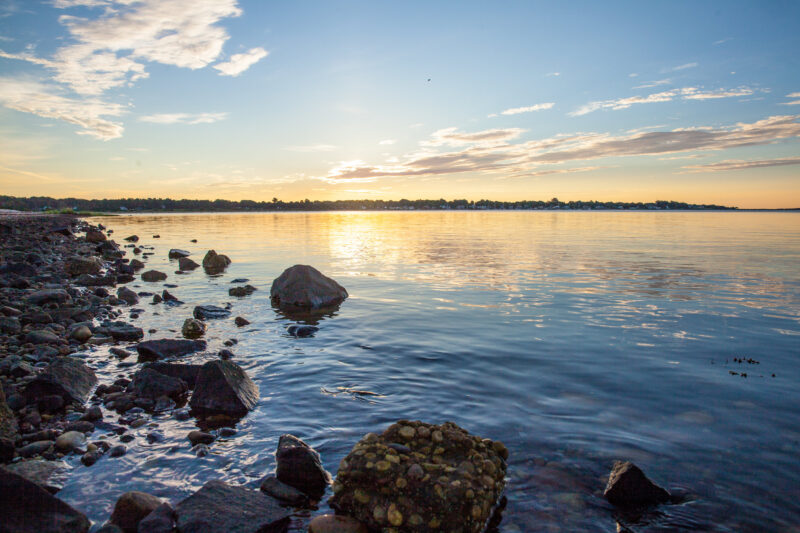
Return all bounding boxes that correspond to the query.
[1,195,737,212]
[43,208,116,216]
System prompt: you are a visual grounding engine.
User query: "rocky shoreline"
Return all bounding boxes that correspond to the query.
[0,215,676,532]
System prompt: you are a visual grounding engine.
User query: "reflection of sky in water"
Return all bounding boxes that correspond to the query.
[58,211,800,532]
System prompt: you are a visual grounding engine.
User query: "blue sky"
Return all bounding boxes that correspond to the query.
[1,0,799,207]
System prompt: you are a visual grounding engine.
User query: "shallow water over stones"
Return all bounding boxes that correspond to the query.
[50,211,800,532]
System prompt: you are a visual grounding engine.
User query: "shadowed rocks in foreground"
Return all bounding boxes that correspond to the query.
[189,360,259,418]
[136,339,206,361]
[275,434,331,500]
[270,265,347,310]
[24,357,97,406]
[603,461,671,508]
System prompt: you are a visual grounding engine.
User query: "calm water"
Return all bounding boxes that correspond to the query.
[60,212,800,532]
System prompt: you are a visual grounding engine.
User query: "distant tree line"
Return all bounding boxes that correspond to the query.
[0,195,737,212]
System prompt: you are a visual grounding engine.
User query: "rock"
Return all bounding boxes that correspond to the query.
[193,305,230,320]
[4,459,70,493]
[603,461,671,508]
[70,325,93,343]
[270,265,347,309]
[308,515,368,533]
[168,249,191,259]
[107,324,144,342]
[25,357,98,406]
[97,525,123,533]
[55,431,87,453]
[128,368,188,402]
[117,287,139,305]
[142,362,202,388]
[228,285,257,297]
[0,385,18,441]
[81,406,102,422]
[0,316,21,334]
[141,270,167,282]
[75,273,116,287]
[174,480,290,533]
[26,288,71,306]
[85,229,107,243]
[18,440,53,458]
[110,491,163,533]
[81,450,102,466]
[64,421,95,434]
[178,257,199,271]
[136,502,174,533]
[0,467,90,532]
[37,394,65,413]
[0,438,14,463]
[287,324,318,337]
[129,259,145,271]
[275,434,331,499]
[189,360,259,418]
[187,430,215,446]
[260,475,308,507]
[330,421,507,532]
[218,349,234,360]
[25,329,61,344]
[65,256,102,276]
[234,316,250,327]
[136,339,206,361]
[201,250,231,273]
[124,235,139,242]
[181,318,206,338]
[109,445,127,458]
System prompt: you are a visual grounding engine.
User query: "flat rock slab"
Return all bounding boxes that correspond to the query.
[136,339,207,361]
[25,357,97,406]
[270,265,347,309]
[107,324,144,342]
[175,480,290,533]
[4,459,71,494]
[0,467,90,533]
[189,360,259,418]
[193,305,230,320]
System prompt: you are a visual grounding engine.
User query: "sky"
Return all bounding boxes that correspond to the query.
[0,1,799,208]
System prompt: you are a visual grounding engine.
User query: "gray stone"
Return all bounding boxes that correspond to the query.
[25,357,97,405]
[136,339,206,361]
[18,440,54,458]
[107,324,144,342]
[54,431,87,453]
[174,480,290,533]
[0,316,21,335]
[0,467,90,532]
[193,305,230,320]
[187,430,215,446]
[4,459,70,493]
[234,316,250,327]
[65,257,102,277]
[70,326,93,343]
[85,228,106,243]
[603,461,671,508]
[189,360,259,417]
[270,265,347,309]
[308,515,368,533]
[142,362,202,389]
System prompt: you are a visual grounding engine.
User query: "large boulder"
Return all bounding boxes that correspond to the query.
[270,265,347,309]
[174,480,290,533]
[275,434,331,499]
[142,363,202,389]
[189,360,259,417]
[24,358,97,406]
[128,368,188,401]
[110,491,162,533]
[136,339,206,361]
[330,421,508,532]
[603,461,671,508]
[0,467,90,533]
[201,250,231,273]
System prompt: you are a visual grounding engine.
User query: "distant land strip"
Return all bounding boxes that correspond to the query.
[0,195,751,213]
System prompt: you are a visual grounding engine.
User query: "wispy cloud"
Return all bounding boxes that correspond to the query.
[139,112,228,125]
[213,47,268,76]
[284,144,337,152]
[570,86,756,116]
[632,79,671,89]
[782,92,800,106]
[318,115,800,183]
[378,139,396,145]
[490,102,554,117]
[669,62,698,72]
[713,38,732,45]
[682,156,800,173]
[0,76,125,139]
[545,72,560,77]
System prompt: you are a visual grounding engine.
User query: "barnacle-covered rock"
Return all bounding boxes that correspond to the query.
[330,420,508,532]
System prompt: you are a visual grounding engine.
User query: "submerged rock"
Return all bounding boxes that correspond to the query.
[110,491,162,533]
[178,257,199,271]
[0,467,90,533]
[229,285,257,297]
[287,324,319,337]
[234,316,250,327]
[174,480,290,533]
[141,270,167,282]
[276,434,331,500]
[142,362,202,389]
[24,357,98,406]
[116,287,139,305]
[270,265,347,309]
[603,461,671,508]
[260,475,309,507]
[330,420,508,532]
[181,318,206,339]
[136,339,206,361]
[201,250,231,273]
[168,249,191,259]
[189,360,259,418]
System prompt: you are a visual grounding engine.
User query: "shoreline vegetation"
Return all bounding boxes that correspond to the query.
[0,195,748,214]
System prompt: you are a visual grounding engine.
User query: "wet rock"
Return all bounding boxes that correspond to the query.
[181,318,206,338]
[129,259,145,271]
[81,450,102,466]
[75,273,117,287]
[136,502,174,533]
[603,461,671,508]
[330,421,508,532]
[0,467,90,533]
[0,386,18,441]
[71,325,93,343]
[128,368,188,403]
[97,524,123,533]
[174,480,290,533]
[178,257,199,271]
[187,430,215,446]
[55,431,87,453]
[142,362,202,389]
[260,475,309,507]
[110,491,163,533]
[168,249,191,259]
[136,339,206,361]
[141,270,167,282]
[201,250,231,273]
[308,515,368,533]
[0,316,21,334]
[270,265,347,309]
[25,357,98,405]
[81,406,102,422]
[276,434,331,499]
[161,290,179,302]
[4,459,70,493]
[189,360,259,418]
[234,316,250,327]
[193,305,230,320]
[37,394,65,413]
[85,228,107,243]
[124,235,139,242]
[287,324,319,337]
[18,440,53,458]
[107,324,144,342]
[25,329,60,344]
[218,349,234,360]
[65,256,102,276]
[117,287,139,305]
[228,285,257,297]
[109,445,127,458]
